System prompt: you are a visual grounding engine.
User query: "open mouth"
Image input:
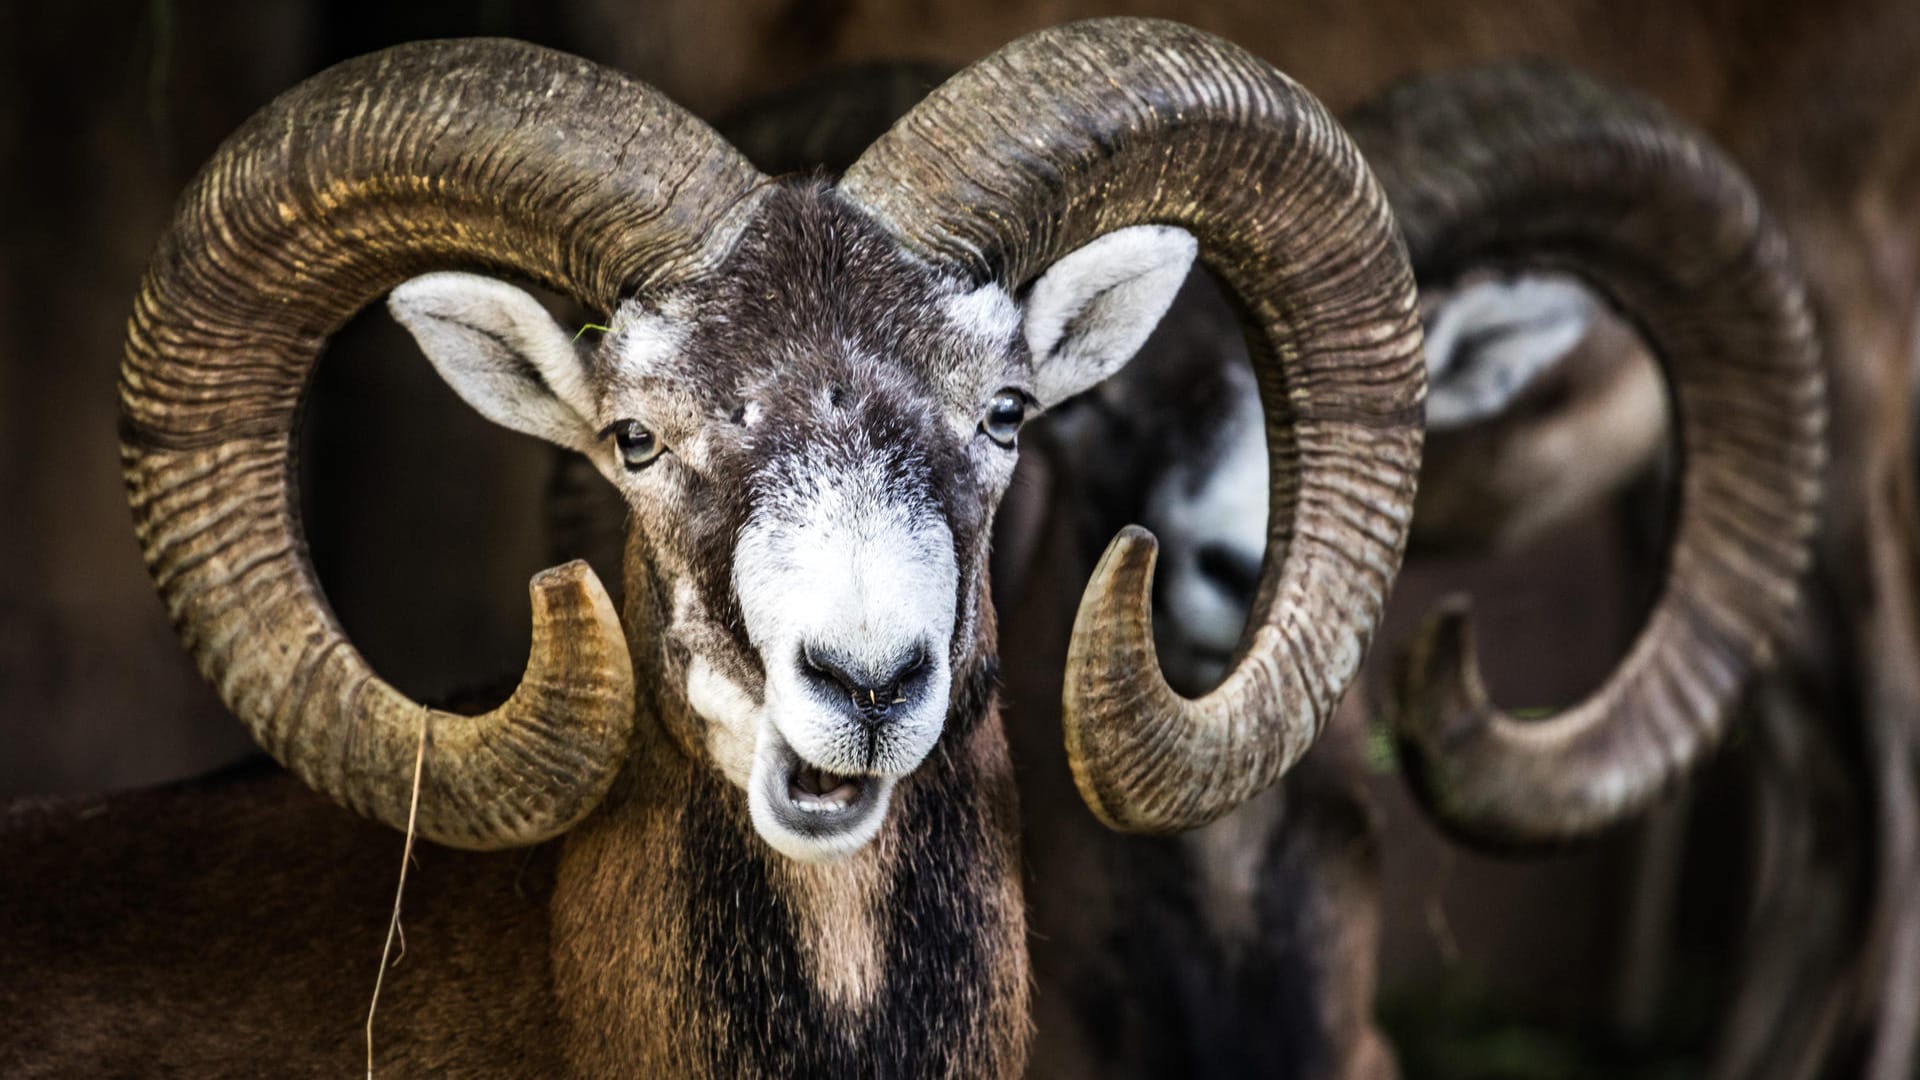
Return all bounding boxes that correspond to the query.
[749,725,895,861]
[790,760,868,812]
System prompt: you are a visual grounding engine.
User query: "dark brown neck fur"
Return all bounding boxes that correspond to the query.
[551,644,1026,1076]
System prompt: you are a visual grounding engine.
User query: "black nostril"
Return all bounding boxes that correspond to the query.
[800,644,927,722]
[1195,543,1262,602]
[800,646,859,692]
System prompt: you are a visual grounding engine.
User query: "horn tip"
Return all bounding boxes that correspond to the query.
[1393,595,1492,746]
[525,560,633,700]
[531,557,596,589]
[529,559,618,614]
[1094,525,1160,591]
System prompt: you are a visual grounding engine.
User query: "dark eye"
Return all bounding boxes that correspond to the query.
[981,389,1028,448]
[606,419,664,471]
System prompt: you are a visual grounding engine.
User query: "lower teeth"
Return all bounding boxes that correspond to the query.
[792,768,858,809]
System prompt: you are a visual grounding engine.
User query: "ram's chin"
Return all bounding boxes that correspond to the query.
[747,726,896,862]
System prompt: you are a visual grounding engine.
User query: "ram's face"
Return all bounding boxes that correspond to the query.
[1050,271,1651,696]
[592,187,1028,862]
[391,182,1197,860]
[1413,274,1668,551]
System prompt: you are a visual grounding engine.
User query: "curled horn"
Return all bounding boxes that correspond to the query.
[1349,66,1824,847]
[122,40,765,849]
[843,18,1426,833]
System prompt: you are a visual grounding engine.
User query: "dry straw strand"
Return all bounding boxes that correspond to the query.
[366,709,428,1079]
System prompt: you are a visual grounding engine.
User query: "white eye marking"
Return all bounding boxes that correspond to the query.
[941,282,1020,348]
[609,300,689,377]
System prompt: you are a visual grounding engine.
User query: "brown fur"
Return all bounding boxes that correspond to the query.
[547,694,1027,1076]
[0,649,1027,1076]
[548,69,1400,1075]
[990,271,1396,1078]
[0,762,564,1077]
[998,436,1394,1080]
[6,176,1034,1075]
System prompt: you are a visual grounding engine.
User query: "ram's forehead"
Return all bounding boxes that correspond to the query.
[942,282,1020,349]
[605,180,1027,409]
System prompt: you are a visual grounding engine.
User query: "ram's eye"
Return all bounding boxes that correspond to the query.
[607,419,664,471]
[981,390,1028,448]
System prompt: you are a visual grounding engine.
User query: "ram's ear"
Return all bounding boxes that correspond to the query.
[1023,225,1198,408]
[1423,277,1598,430]
[389,271,599,452]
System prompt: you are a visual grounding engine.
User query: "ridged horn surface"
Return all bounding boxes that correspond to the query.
[843,19,1426,834]
[121,39,765,849]
[1351,65,1825,848]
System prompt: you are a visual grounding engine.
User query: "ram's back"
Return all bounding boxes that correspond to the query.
[0,760,562,1076]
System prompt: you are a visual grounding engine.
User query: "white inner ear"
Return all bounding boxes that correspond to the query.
[388,271,598,452]
[1023,225,1198,408]
[1424,276,1599,430]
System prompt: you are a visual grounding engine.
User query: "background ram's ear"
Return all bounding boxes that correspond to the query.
[389,271,599,453]
[1023,225,1198,408]
[1423,277,1600,430]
